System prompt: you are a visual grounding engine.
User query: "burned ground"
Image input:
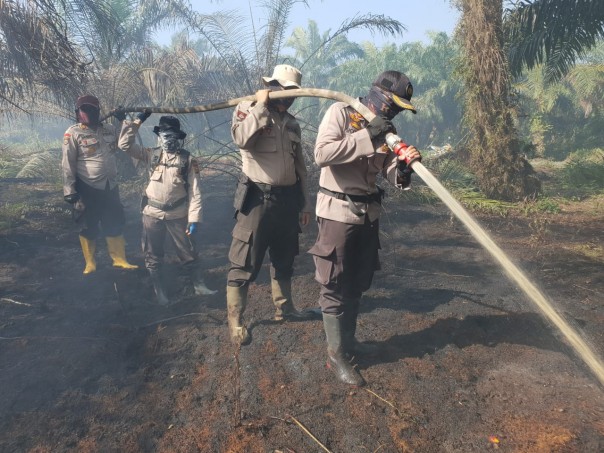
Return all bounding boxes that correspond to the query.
[0,173,603,452]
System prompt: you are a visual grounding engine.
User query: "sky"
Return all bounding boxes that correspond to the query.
[155,0,460,47]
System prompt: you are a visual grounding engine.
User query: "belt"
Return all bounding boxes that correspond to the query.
[146,196,188,211]
[319,186,383,217]
[319,187,383,204]
[252,181,297,194]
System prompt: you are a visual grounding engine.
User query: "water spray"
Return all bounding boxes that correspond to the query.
[110,89,604,387]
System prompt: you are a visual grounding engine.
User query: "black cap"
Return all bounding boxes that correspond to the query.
[372,71,416,114]
[153,116,187,139]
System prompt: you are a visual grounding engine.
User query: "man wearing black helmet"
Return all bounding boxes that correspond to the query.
[309,71,422,386]
[118,113,216,305]
[62,95,138,275]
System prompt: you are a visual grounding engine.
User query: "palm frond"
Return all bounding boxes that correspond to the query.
[506,0,604,83]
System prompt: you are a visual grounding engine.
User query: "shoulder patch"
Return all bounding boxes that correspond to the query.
[236,110,248,120]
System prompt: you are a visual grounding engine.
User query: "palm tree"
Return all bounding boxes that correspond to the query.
[457,0,540,200]
[505,0,604,83]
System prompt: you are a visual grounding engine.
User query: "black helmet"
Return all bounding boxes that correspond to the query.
[153,116,187,139]
[372,71,416,114]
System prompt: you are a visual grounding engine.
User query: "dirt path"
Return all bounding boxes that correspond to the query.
[0,177,602,452]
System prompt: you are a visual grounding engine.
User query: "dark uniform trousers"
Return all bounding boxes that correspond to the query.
[76,179,125,240]
[310,216,381,315]
[227,184,301,287]
[142,214,197,272]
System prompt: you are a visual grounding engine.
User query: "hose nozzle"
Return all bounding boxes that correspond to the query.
[385,133,421,165]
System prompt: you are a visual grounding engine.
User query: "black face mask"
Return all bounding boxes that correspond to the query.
[267,83,296,110]
[363,86,403,120]
[77,105,100,127]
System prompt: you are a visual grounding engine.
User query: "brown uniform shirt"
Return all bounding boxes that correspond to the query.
[231,100,311,212]
[62,122,120,196]
[118,120,202,223]
[314,102,404,224]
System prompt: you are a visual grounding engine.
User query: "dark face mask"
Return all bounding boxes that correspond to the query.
[267,83,296,110]
[77,105,100,127]
[363,86,403,120]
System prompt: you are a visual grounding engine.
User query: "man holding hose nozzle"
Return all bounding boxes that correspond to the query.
[310,70,421,386]
[226,64,316,346]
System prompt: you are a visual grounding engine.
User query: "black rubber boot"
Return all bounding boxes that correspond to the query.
[323,313,366,386]
[149,270,169,306]
[343,310,379,356]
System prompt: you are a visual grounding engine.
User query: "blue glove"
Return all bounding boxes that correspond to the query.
[137,109,152,123]
[64,193,80,204]
[186,222,198,235]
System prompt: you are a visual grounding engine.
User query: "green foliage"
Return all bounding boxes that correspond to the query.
[0,202,31,233]
[505,0,604,83]
[0,138,63,182]
[533,197,561,214]
[561,149,604,192]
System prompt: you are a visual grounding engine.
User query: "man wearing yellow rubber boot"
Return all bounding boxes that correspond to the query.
[62,95,138,274]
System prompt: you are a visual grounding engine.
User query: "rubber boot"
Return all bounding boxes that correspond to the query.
[227,285,250,345]
[78,235,97,275]
[149,270,169,306]
[343,310,379,356]
[190,267,217,296]
[271,278,318,321]
[105,235,138,270]
[323,313,366,386]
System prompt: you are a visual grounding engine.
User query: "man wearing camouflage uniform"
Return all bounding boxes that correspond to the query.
[310,70,422,386]
[227,64,314,345]
[118,114,216,305]
[62,95,138,275]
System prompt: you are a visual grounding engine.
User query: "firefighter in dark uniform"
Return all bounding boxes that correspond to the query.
[118,114,216,305]
[309,71,422,385]
[227,64,314,346]
[62,95,138,274]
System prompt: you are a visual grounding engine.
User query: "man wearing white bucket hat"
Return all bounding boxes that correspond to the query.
[226,64,316,345]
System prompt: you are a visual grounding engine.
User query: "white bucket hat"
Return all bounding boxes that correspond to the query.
[262,64,302,88]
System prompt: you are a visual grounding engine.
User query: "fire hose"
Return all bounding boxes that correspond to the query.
[107,88,604,386]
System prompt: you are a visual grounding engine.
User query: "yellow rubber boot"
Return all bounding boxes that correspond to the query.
[79,235,97,275]
[105,235,138,270]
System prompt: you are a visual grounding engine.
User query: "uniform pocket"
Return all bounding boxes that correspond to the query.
[255,128,277,153]
[79,137,99,156]
[150,170,162,181]
[228,224,253,266]
[308,242,337,286]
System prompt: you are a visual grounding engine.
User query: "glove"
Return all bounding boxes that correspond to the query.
[186,222,198,235]
[136,109,152,123]
[64,193,80,204]
[113,107,126,122]
[366,116,395,140]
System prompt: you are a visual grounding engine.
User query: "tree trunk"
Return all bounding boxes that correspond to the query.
[458,0,540,201]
